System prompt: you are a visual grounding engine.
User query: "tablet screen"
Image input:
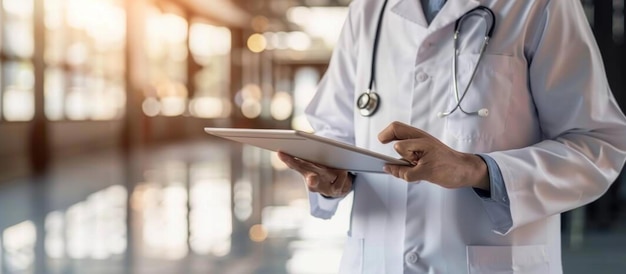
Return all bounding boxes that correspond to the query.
[204,128,411,173]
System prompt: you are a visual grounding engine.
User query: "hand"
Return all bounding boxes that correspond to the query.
[278,152,353,198]
[378,122,489,190]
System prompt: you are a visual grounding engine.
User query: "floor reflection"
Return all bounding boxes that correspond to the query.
[64,185,127,261]
[3,221,36,273]
[0,140,625,274]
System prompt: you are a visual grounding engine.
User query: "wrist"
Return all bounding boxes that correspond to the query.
[466,154,490,191]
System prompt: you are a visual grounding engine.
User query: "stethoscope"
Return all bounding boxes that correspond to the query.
[357,1,497,118]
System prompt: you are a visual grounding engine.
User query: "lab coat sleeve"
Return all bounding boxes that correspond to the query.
[487,0,626,235]
[303,4,360,219]
[474,154,513,233]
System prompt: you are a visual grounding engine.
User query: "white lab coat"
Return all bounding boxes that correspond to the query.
[305,0,626,273]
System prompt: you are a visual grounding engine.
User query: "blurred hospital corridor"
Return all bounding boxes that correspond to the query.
[0,0,625,273]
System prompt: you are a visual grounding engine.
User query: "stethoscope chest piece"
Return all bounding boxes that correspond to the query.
[357,90,380,117]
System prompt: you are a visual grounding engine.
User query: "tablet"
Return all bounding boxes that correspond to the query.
[204,127,411,173]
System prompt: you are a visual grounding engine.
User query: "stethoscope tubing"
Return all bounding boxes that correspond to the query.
[358,2,497,118]
[442,6,496,117]
[368,0,390,92]
[440,36,490,117]
[357,0,390,117]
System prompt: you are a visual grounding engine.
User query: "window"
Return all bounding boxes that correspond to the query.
[143,9,189,117]
[291,67,319,131]
[1,0,35,122]
[188,22,232,119]
[141,8,234,119]
[44,0,126,121]
[2,62,35,121]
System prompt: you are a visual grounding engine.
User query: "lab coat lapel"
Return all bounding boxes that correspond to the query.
[429,0,480,33]
[390,0,428,28]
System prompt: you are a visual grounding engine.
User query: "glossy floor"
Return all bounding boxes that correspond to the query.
[0,140,624,274]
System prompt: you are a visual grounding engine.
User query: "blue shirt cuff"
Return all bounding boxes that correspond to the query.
[474,154,513,234]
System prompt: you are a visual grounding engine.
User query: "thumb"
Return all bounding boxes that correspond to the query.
[384,163,423,182]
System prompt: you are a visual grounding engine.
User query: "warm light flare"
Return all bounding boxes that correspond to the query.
[3,0,33,17]
[190,23,232,62]
[286,6,349,49]
[249,224,268,242]
[247,33,267,53]
[270,91,294,121]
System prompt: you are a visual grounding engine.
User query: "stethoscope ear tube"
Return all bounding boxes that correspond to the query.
[443,6,496,118]
[455,6,496,39]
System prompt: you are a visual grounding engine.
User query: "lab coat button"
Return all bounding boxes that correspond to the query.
[502,196,509,203]
[416,73,429,82]
[405,252,419,264]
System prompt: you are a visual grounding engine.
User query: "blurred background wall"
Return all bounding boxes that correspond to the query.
[0,0,361,178]
[0,0,621,182]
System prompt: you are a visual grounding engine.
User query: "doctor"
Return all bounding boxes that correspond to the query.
[279,0,626,273]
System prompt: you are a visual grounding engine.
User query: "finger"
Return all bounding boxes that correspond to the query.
[278,152,341,174]
[307,174,338,197]
[278,152,324,175]
[278,152,347,196]
[378,121,432,144]
[305,173,320,191]
[393,139,431,163]
[384,164,424,182]
[310,173,336,195]
[277,151,291,160]
[290,158,345,188]
[278,151,299,170]
[281,154,321,192]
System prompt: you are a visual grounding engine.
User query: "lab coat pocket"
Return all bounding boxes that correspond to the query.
[338,236,364,274]
[444,54,515,141]
[467,245,550,274]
